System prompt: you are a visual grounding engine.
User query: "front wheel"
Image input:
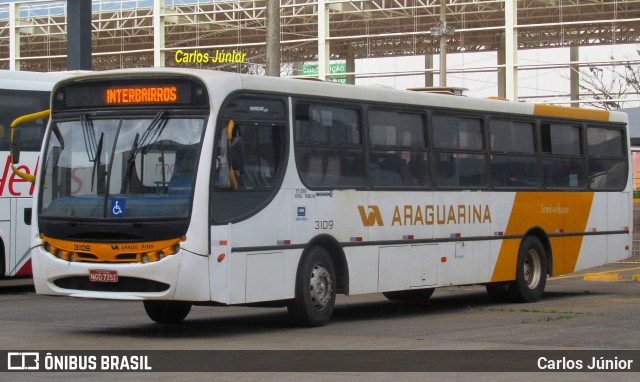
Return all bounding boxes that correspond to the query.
[143,300,192,324]
[287,246,336,327]
[509,236,547,303]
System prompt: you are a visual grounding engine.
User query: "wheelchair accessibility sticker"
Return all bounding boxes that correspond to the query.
[110,199,126,217]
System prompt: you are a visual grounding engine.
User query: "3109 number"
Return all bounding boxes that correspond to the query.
[314,220,334,230]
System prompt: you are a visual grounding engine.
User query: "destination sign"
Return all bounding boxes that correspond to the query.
[105,86,178,105]
[53,77,208,110]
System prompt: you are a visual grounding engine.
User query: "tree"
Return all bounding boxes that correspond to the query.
[578,49,640,110]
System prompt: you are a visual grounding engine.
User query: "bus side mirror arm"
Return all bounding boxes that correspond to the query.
[10,109,50,184]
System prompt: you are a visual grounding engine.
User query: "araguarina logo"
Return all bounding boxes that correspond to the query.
[357,205,384,227]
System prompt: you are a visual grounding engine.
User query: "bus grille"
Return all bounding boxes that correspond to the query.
[53,276,170,293]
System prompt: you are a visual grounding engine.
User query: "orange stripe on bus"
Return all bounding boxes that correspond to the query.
[533,104,610,121]
[491,192,594,282]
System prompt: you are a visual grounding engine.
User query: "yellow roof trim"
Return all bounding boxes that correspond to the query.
[533,104,610,122]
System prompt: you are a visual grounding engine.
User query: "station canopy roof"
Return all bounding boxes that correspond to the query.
[0,0,639,72]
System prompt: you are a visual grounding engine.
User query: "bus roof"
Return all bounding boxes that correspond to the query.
[0,70,79,92]
[56,68,627,124]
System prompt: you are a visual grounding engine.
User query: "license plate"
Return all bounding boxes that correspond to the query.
[89,269,118,283]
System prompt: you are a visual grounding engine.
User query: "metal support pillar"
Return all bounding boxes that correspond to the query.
[425,54,434,87]
[346,45,355,85]
[266,0,281,77]
[153,0,165,67]
[570,46,580,108]
[9,3,19,70]
[498,38,506,98]
[67,0,92,70]
[439,0,447,87]
[318,0,330,81]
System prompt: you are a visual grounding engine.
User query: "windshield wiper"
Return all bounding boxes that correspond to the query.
[128,110,167,164]
[90,132,104,192]
[126,132,140,166]
[122,111,167,192]
[80,114,97,162]
[79,114,105,193]
[123,132,139,192]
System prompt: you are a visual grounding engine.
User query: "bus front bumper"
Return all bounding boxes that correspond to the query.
[32,246,185,301]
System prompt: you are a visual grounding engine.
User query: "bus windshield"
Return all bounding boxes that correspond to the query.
[39,114,205,220]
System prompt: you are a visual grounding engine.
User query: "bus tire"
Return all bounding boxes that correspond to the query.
[509,236,547,303]
[485,284,510,303]
[383,288,435,302]
[143,300,191,324]
[287,246,336,327]
[0,240,5,278]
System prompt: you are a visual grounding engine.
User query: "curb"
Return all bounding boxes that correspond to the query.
[583,273,622,281]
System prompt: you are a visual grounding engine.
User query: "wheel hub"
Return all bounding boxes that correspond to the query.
[309,263,333,310]
[524,249,542,289]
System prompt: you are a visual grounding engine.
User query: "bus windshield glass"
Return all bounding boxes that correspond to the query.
[39,114,205,220]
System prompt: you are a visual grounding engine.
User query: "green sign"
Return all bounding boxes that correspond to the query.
[300,63,347,84]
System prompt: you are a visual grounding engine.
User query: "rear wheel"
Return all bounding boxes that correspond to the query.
[383,288,435,302]
[509,236,547,302]
[485,284,510,303]
[486,236,548,303]
[143,300,192,324]
[287,246,336,327]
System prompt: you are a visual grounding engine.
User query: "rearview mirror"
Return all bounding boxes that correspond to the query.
[10,109,50,183]
[10,129,21,164]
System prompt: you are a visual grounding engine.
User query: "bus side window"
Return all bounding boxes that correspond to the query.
[295,103,365,189]
[489,120,539,189]
[587,126,627,190]
[216,121,283,190]
[433,115,486,189]
[368,110,427,188]
[212,96,288,223]
[541,123,585,189]
[0,91,49,152]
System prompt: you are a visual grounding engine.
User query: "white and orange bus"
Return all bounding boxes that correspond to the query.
[18,68,631,326]
[0,70,72,277]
